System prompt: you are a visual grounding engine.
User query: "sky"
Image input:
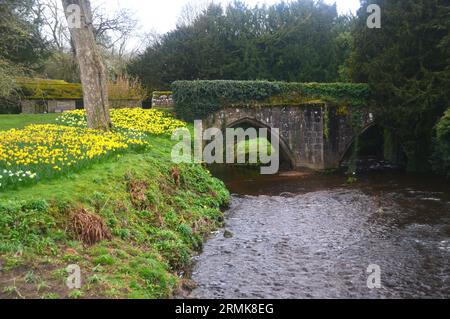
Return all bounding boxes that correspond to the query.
[92,0,361,35]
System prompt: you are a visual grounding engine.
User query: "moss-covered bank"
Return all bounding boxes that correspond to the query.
[0,134,230,299]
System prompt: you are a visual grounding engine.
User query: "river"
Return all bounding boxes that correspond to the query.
[187,166,450,299]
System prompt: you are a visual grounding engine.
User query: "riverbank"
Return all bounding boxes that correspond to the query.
[0,115,230,299]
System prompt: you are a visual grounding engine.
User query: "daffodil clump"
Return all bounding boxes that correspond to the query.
[0,169,37,189]
[57,108,186,135]
[0,124,148,190]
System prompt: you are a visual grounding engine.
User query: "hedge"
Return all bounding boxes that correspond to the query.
[172,80,370,121]
[16,77,83,100]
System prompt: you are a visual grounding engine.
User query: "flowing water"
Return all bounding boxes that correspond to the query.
[188,166,450,299]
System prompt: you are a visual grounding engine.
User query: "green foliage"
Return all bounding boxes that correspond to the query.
[0,60,22,113]
[42,51,80,84]
[434,109,450,177]
[0,0,49,74]
[0,96,21,114]
[349,0,450,172]
[0,59,20,98]
[0,200,57,254]
[172,80,369,121]
[129,0,354,90]
[92,254,116,266]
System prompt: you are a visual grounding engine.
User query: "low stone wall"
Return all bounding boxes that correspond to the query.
[21,100,42,114]
[152,91,173,109]
[21,99,142,114]
[48,100,76,113]
[21,100,76,114]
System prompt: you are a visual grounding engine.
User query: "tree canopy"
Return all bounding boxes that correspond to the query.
[0,0,49,96]
[128,0,353,90]
[350,0,450,172]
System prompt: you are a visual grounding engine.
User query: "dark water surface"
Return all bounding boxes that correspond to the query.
[188,166,450,299]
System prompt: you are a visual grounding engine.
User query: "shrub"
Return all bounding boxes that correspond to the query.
[0,59,20,98]
[434,109,450,177]
[0,96,21,114]
[172,80,370,121]
[108,74,147,101]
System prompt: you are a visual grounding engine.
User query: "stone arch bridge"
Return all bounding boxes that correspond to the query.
[204,103,374,170]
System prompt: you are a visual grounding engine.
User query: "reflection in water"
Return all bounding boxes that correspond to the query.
[188,166,450,299]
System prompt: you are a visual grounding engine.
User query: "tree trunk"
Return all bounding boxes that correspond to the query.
[62,0,111,130]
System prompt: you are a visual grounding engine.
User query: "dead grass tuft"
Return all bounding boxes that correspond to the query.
[71,208,111,246]
[127,180,148,209]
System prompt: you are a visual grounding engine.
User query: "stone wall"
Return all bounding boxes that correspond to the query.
[21,100,39,114]
[21,99,78,114]
[48,100,77,113]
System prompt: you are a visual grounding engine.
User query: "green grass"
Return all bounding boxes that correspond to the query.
[0,114,230,299]
[0,113,59,130]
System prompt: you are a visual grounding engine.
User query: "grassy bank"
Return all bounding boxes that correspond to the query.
[0,114,230,299]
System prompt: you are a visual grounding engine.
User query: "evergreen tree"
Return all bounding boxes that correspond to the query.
[349,0,450,172]
[0,0,48,110]
[0,0,49,71]
[128,0,350,90]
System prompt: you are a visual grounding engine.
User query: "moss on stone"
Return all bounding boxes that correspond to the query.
[16,77,83,100]
[172,80,370,121]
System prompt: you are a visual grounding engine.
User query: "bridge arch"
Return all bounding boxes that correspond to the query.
[339,122,379,164]
[340,123,407,167]
[225,117,296,169]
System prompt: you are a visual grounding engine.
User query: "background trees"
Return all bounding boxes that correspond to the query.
[349,0,450,172]
[0,0,49,70]
[31,0,138,82]
[0,0,49,96]
[128,0,352,90]
[0,0,49,113]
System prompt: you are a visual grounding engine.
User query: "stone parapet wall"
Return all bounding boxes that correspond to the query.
[47,100,76,113]
[204,104,326,170]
